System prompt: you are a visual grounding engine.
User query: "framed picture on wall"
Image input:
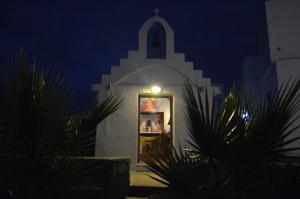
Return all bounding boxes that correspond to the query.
[140,98,162,112]
[139,112,164,134]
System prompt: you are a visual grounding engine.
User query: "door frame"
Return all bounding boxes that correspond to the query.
[137,94,173,164]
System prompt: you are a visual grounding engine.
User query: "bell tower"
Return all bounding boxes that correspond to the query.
[138,8,175,60]
[146,7,166,58]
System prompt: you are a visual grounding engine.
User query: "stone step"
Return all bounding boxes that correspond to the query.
[127,185,167,198]
[127,171,168,198]
[130,171,167,187]
[126,197,148,199]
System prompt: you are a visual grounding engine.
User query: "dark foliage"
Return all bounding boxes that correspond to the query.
[0,52,122,199]
[147,80,300,198]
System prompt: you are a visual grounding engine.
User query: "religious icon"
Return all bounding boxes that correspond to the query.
[140,112,163,133]
[151,113,162,132]
[140,98,161,112]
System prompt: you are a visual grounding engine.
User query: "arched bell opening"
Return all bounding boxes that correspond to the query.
[146,22,166,59]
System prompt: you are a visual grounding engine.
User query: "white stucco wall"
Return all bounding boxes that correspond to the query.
[266,0,300,82]
[274,59,300,153]
[265,0,300,155]
[266,0,300,62]
[92,15,218,170]
[275,59,300,84]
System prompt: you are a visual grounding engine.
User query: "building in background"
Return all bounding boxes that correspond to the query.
[266,0,300,85]
[92,10,220,170]
[242,0,300,152]
[243,0,300,96]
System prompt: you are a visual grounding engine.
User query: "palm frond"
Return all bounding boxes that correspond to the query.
[183,81,238,161]
[145,145,213,194]
[246,80,300,162]
[63,93,123,156]
[0,52,123,198]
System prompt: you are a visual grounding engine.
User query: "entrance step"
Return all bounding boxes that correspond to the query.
[130,171,167,187]
[135,164,149,172]
[127,186,166,198]
[127,172,168,198]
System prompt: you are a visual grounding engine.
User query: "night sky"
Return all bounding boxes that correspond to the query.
[0,0,266,106]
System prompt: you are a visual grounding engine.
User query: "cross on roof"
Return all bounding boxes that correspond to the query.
[153,7,160,16]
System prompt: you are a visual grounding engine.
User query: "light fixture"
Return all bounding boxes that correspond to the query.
[151,85,162,94]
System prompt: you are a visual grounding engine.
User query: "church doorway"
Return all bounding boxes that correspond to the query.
[138,95,173,164]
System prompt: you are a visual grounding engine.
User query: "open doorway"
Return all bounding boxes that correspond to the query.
[138,95,173,164]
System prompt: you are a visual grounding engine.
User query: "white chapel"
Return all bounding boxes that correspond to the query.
[92,9,220,170]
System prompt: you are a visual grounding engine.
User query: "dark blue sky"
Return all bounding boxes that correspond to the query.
[0,0,266,105]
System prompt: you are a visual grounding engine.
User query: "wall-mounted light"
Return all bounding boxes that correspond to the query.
[151,85,162,94]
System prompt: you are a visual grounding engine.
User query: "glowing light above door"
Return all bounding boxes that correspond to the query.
[151,86,162,94]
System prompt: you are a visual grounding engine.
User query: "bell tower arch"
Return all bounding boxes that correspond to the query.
[138,8,175,59]
[146,22,166,59]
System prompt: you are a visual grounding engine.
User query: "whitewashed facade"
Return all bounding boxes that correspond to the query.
[92,12,220,170]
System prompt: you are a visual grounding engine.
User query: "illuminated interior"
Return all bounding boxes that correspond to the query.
[138,95,172,163]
